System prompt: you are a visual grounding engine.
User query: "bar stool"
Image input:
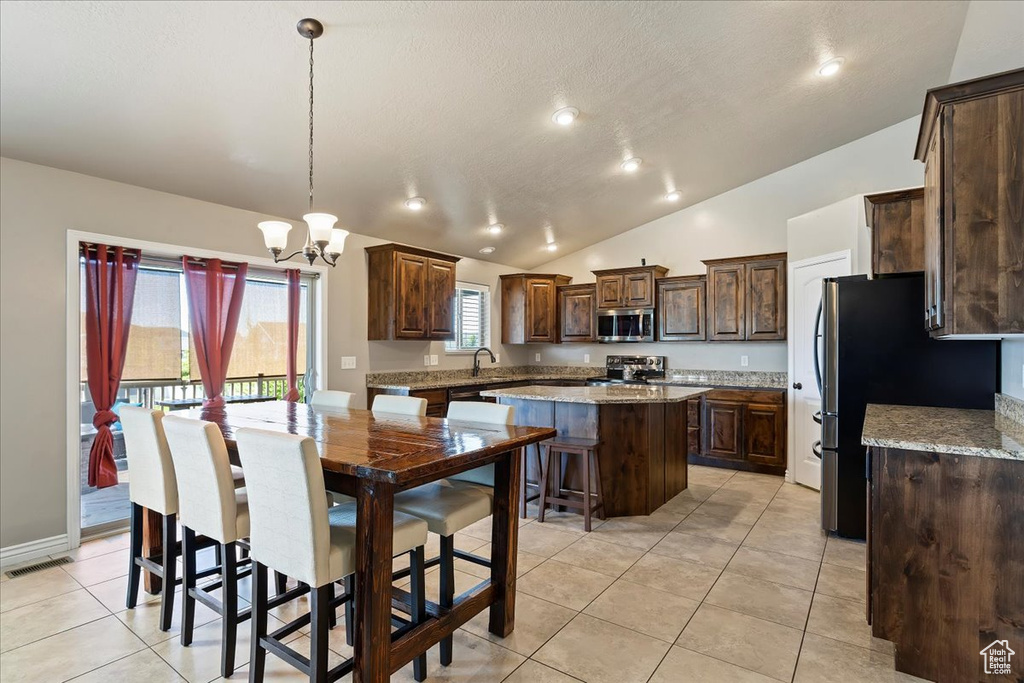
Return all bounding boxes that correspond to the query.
[538,436,605,532]
[236,427,430,683]
[162,414,253,678]
[310,389,354,409]
[120,407,245,631]
[371,394,428,416]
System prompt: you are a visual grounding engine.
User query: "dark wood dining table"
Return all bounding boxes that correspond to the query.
[146,400,555,683]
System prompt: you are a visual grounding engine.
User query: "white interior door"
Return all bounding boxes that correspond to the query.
[789,251,850,490]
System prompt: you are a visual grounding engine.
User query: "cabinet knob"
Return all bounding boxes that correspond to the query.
[792,382,802,390]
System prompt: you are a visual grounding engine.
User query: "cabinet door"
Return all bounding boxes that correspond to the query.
[395,252,428,338]
[707,264,746,340]
[596,275,624,309]
[705,400,743,460]
[425,258,456,339]
[745,259,786,341]
[624,271,655,307]
[525,278,557,342]
[744,403,785,467]
[559,286,596,342]
[923,127,944,331]
[872,197,925,276]
[657,279,706,341]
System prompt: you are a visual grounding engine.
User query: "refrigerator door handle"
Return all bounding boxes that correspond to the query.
[813,298,824,397]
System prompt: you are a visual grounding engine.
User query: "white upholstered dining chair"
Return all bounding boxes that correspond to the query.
[371,394,427,416]
[310,389,354,409]
[235,427,431,682]
[162,414,251,678]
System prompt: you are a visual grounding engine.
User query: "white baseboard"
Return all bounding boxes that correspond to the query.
[0,534,70,571]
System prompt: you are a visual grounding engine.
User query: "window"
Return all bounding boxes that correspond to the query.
[445,282,490,352]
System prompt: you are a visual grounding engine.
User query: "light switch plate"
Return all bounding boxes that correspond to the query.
[430,354,439,366]
[534,352,541,362]
[423,355,431,367]
[341,356,356,369]
[740,355,749,367]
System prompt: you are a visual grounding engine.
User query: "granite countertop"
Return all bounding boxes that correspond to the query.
[366,373,581,391]
[480,384,709,405]
[861,403,1024,461]
[648,370,787,390]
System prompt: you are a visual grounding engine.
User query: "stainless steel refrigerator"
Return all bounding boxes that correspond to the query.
[815,273,998,540]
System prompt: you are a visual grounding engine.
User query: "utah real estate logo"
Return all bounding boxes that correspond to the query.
[980,639,1015,675]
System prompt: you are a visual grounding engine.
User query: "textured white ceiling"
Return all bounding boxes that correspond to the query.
[0,1,968,268]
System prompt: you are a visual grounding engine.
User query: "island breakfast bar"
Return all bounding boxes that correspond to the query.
[480,384,709,517]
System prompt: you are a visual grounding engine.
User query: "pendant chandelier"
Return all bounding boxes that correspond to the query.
[258,18,348,266]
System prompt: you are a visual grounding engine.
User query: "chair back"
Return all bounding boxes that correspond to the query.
[120,407,177,515]
[310,389,354,409]
[445,401,515,487]
[371,394,427,416]
[163,415,242,543]
[236,428,331,587]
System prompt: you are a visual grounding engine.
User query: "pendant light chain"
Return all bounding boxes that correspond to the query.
[308,36,315,214]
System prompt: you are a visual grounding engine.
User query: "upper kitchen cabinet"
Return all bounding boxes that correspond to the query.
[703,253,787,341]
[558,283,597,343]
[915,69,1024,337]
[500,273,572,344]
[365,243,460,340]
[592,265,668,310]
[656,275,706,341]
[865,188,925,276]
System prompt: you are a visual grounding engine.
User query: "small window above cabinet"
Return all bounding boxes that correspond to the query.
[366,244,460,340]
[703,253,787,341]
[865,188,925,277]
[592,265,668,310]
[500,273,571,344]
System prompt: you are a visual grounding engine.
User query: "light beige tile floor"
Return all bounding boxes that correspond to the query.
[0,465,928,682]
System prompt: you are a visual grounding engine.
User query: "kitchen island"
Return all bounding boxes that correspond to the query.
[480,384,708,516]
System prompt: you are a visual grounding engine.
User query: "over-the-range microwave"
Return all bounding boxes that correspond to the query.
[596,308,655,343]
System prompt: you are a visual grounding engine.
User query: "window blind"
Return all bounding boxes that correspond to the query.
[446,282,490,351]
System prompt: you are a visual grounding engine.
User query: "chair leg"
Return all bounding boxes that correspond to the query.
[220,542,238,678]
[126,502,143,610]
[180,526,197,646]
[326,581,337,629]
[409,546,427,682]
[519,447,528,518]
[309,585,330,683]
[159,512,177,631]
[274,571,288,596]
[582,450,592,532]
[249,561,268,683]
[439,535,455,666]
[537,445,552,523]
[592,448,606,520]
[343,575,355,647]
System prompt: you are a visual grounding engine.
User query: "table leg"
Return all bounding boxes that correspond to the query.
[489,449,521,637]
[141,507,163,594]
[353,479,395,683]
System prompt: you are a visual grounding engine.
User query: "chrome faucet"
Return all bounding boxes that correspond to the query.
[472,347,496,377]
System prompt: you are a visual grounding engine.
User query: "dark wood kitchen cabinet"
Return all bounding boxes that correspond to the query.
[689,388,786,475]
[656,275,706,341]
[558,283,597,343]
[704,253,787,341]
[500,273,572,344]
[915,68,1024,337]
[592,265,668,310]
[366,243,459,340]
[865,188,925,276]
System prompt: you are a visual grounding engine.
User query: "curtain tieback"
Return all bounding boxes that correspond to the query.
[92,410,118,429]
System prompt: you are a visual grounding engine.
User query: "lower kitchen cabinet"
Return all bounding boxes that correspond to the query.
[688,388,786,475]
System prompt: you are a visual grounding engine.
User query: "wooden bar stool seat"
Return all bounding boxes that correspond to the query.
[538,436,605,532]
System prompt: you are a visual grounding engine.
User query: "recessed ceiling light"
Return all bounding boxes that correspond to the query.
[817,57,845,77]
[546,243,558,252]
[665,190,681,202]
[479,246,495,254]
[552,107,579,126]
[405,197,426,211]
[621,158,642,173]
[487,223,504,234]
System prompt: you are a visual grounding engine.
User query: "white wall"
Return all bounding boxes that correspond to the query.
[0,157,528,548]
[787,195,871,274]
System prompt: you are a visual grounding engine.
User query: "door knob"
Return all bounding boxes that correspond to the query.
[792,382,803,390]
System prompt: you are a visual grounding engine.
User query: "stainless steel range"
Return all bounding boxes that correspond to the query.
[585,355,666,386]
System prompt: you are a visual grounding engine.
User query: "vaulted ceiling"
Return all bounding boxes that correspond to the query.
[0,1,969,267]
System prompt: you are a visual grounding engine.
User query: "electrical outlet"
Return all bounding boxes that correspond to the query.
[423,355,431,367]
[494,353,500,363]
[584,353,591,363]
[429,354,439,366]
[341,356,356,369]
[740,355,749,367]
[534,352,541,362]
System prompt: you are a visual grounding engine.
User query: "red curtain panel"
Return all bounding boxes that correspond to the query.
[284,269,301,402]
[82,243,140,488]
[183,257,248,408]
